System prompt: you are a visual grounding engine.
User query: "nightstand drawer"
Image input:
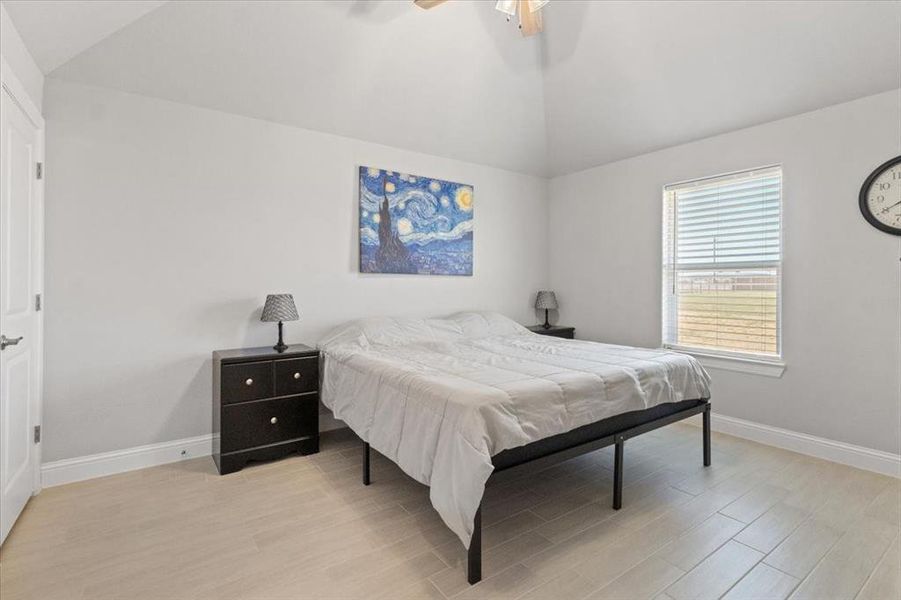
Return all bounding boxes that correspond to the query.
[221,394,318,453]
[542,329,574,339]
[527,325,575,339]
[221,361,273,404]
[275,356,318,396]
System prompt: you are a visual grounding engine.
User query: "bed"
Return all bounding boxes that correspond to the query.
[319,311,711,584]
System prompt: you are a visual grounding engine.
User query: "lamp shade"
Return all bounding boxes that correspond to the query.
[261,294,299,322]
[535,290,558,310]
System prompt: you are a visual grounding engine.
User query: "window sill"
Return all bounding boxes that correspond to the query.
[667,347,786,378]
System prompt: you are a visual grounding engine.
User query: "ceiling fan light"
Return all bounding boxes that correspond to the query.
[527,0,549,13]
[495,0,517,16]
[519,0,543,35]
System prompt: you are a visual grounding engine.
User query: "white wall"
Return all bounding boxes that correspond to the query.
[0,2,43,109]
[549,90,901,455]
[40,77,901,465]
[42,79,548,463]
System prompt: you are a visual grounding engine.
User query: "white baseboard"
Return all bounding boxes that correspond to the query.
[41,413,900,488]
[41,434,213,488]
[685,412,901,478]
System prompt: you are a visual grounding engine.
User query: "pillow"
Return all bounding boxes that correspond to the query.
[447,311,531,339]
[317,319,371,351]
[318,311,528,352]
[318,315,462,351]
[361,316,462,348]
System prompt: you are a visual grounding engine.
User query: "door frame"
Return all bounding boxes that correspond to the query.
[0,54,45,496]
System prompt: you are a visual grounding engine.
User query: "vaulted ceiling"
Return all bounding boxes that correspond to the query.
[542,1,901,175]
[3,0,167,72]
[4,0,900,177]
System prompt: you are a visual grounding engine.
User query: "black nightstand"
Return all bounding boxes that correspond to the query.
[212,344,319,474]
[527,325,575,339]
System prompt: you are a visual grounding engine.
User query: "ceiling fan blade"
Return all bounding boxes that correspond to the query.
[495,0,517,16]
[413,0,449,8]
[518,0,543,36]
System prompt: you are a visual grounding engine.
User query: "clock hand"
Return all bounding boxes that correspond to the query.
[879,200,901,214]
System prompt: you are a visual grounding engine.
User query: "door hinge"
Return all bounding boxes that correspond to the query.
[35,293,41,311]
[34,425,41,444]
[36,162,43,180]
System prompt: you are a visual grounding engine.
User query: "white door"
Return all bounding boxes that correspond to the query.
[0,84,41,545]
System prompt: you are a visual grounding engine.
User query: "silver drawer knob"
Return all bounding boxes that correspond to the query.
[293,372,301,380]
[270,417,278,424]
[245,378,253,386]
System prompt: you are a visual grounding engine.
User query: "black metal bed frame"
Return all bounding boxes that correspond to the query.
[362,399,711,585]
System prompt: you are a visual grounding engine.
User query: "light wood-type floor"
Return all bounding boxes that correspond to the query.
[1,425,899,600]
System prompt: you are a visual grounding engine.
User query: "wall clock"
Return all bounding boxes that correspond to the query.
[859,156,901,235]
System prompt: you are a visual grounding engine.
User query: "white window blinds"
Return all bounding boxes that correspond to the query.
[663,166,782,358]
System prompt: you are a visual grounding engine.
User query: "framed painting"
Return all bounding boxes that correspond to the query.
[359,166,473,275]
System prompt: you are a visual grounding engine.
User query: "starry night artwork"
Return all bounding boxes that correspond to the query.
[359,166,473,276]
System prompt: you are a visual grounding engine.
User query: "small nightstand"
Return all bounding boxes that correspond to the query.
[212,344,319,475]
[527,325,575,339]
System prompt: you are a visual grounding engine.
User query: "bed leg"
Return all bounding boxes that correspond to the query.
[613,436,624,510]
[363,442,371,486]
[703,404,711,467]
[468,505,482,584]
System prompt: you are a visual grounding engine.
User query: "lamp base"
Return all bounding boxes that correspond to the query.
[543,309,551,329]
[273,321,288,353]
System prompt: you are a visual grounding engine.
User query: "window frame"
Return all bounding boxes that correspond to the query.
[661,165,785,377]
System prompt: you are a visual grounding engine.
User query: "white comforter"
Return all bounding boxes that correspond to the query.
[319,312,710,547]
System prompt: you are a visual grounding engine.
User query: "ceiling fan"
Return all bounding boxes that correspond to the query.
[413,0,549,37]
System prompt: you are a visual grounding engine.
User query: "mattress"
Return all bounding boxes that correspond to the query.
[318,312,711,547]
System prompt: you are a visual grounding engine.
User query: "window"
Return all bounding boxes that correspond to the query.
[662,166,782,363]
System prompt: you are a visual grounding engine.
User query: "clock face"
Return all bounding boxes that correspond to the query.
[860,157,901,235]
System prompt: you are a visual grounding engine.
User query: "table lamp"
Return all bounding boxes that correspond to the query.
[261,294,299,353]
[535,290,558,329]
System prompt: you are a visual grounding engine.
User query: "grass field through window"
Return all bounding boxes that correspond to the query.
[676,271,778,355]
